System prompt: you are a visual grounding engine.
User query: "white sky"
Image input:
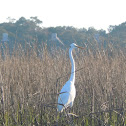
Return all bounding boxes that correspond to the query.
[1,0,126,31]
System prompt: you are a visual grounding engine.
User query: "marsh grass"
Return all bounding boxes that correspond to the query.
[0,42,126,125]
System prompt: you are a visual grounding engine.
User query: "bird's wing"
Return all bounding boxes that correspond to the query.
[57,91,70,111]
[57,82,71,112]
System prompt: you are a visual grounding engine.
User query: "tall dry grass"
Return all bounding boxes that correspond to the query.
[0,42,126,125]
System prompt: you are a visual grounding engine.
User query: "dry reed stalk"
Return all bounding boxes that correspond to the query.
[0,42,125,125]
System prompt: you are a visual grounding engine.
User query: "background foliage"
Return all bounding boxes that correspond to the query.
[0,17,126,48]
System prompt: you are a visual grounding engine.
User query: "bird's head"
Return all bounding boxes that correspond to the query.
[70,43,84,49]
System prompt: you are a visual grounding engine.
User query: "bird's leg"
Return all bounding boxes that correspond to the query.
[64,108,73,125]
[68,108,75,126]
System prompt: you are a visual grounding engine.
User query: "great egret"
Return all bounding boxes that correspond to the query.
[57,43,84,112]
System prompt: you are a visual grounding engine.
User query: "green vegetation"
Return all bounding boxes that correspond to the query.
[0,17,126,48]
[0,42,125,125]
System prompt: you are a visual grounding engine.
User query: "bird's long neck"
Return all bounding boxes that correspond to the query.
[69,48,75,83]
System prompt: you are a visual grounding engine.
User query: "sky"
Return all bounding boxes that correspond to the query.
[0,0,126,32]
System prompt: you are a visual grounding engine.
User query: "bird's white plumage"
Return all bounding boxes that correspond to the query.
[57,43,80,112]
[58,80,76,112]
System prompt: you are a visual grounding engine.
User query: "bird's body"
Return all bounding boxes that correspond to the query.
[57,80,76,112]
[57,43,84,112]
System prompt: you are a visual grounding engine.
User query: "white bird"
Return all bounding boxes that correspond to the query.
[57,43,84,112]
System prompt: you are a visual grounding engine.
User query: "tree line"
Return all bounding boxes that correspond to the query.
[0,17,126,48]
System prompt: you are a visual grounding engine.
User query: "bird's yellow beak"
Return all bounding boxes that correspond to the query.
[76,45,85,49]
